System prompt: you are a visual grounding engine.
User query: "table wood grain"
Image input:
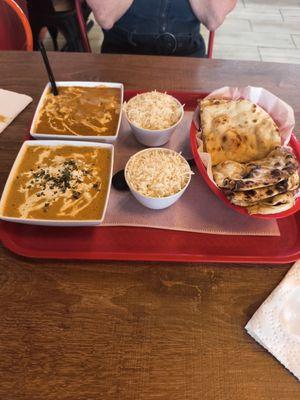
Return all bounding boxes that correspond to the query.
[0,51,299,399]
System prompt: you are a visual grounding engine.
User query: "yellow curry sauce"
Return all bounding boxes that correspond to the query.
[34,86,121,136]
[2,145,112,220]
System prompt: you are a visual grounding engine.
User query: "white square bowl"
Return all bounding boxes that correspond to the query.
[30,81,124,142]
[0,140,114,226]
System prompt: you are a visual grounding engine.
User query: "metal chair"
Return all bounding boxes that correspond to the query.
[75,0,91,52]
[0,0,33,50]
[207,31,215,59]
[27,0,91,52]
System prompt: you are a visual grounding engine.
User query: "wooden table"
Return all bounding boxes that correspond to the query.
[0,51,299,399]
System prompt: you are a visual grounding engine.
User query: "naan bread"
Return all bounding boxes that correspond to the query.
[227,171,299,206]
[247,191,295,215]
[213,160,247,188]
[212,147,298,191]
[200,98,281,166]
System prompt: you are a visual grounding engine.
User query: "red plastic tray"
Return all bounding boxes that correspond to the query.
[0,91,299,263]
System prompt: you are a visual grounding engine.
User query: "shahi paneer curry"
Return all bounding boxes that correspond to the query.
[0,144,112,221]
[34,86,121,136]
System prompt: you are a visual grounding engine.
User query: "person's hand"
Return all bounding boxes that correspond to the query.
[87,0,134,29]
[189,0,237,31]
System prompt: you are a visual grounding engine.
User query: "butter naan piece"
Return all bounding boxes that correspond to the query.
[200,98,281,165]
[247,191,296,215]
[213,160,247,188]
[212,147,298,191]
[226,171,299,207]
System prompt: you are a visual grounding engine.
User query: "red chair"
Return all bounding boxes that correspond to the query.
[0,0,33,50]
[207,31,215,59]
[75,0,91,52]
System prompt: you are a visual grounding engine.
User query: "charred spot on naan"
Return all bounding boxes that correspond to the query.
[213,147,298,191]
[224,172,299,207]
[275,179,289,192]
[247,191,296,215]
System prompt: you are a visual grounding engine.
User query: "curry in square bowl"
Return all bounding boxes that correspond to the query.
[0,140,114,226]
[30,82,123,142]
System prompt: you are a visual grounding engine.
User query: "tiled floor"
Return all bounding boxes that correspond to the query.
[45,0,300,64]
[212,0,300,63]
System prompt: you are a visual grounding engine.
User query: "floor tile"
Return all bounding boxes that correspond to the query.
[259,47,300,63]
[214,44,261,61]
[280,8,300,20]
[44,31,65,51]
[218,18,252,33]
[89,38,101,53]
[252,20,300,34]
[228,8,283,21]
[292,34,300,47]
[215,31,296,49]
[235,0,246,9]
[87,24,102,40]
[244,0,300,9]
[87,14,102,39]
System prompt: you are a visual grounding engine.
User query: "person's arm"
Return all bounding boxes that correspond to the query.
[86,0,134,30]
[189,0,237,31]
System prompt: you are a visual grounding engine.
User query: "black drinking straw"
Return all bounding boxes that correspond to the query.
[38,41,59,96]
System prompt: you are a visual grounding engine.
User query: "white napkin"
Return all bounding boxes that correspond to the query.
[0,89,32,134]
[245,261,300,380]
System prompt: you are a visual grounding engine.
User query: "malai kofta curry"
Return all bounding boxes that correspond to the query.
[34,86,121,136]
[1,144,112,220]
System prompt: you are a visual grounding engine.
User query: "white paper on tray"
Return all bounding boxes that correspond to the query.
[193,86,296,187]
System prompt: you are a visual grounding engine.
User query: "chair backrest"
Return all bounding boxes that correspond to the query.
[0,0,33,51]
[74,0,91,52]
[207,31,215,59]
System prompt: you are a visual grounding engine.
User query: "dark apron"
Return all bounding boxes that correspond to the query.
[102,0,206,57]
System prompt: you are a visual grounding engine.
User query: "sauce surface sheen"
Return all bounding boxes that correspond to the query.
[2,145,111,220]
[35,86,121,136]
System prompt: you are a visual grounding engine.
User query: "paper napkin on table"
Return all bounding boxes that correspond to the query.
[0,89,32,134]
[245,261,300,380]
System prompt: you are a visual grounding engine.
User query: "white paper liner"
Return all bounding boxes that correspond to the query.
[194,86,296,188]
[102,112,280,236]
